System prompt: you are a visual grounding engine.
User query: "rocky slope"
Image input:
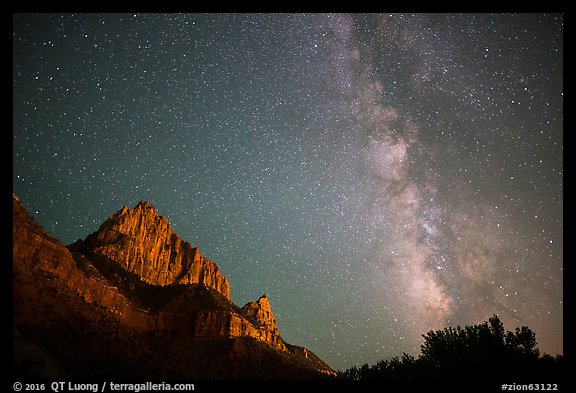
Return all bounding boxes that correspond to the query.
[12,194,335,379]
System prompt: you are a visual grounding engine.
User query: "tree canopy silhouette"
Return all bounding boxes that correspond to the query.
[339,315,563,380]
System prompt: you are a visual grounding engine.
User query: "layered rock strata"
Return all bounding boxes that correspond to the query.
[12,195,335,377]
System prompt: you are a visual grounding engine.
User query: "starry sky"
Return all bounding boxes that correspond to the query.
[13,13,563,371]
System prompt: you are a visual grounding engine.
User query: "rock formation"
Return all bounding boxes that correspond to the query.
[72,201,230,298]
[241,294,286,351]
[12,194,335,379]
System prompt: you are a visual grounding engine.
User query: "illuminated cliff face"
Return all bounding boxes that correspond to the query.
[12,194,335,379]
[77,201,230,298]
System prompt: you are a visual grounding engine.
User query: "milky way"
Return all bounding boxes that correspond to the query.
[13,13,563,370]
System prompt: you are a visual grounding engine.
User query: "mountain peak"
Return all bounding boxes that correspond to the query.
[13,196,336,379]
[242,293,278,331]
[134,200,156,211]
[78,202,230,298]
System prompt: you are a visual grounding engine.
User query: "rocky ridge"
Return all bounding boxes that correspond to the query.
[71,201,230,297]
[12,194,335,379]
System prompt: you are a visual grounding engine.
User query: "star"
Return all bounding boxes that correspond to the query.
[13,13,563,371]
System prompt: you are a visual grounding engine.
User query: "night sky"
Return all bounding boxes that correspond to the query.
[13,13,563,371]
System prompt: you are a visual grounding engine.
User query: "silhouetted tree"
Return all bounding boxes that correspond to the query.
[339,315,563,381]
[338,365,360,380]
[505,325,540,359]
[418,315,525,378]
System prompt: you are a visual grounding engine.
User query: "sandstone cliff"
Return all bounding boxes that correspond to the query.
[72,201,230,298]
[241,294,286,351]
[12,194,335,379]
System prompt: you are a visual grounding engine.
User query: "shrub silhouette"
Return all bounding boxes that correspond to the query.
[339,315,563,380]
[418,315,541,379]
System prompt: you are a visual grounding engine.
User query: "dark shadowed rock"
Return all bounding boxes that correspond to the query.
[12,194,335,379]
